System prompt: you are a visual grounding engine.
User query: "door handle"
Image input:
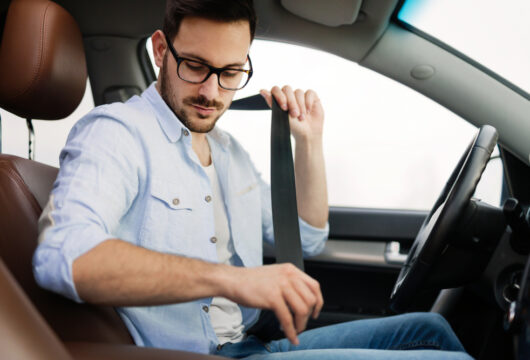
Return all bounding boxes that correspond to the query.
[384,241,408,265]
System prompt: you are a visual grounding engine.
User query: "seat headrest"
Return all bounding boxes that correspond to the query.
[0,0,87,120]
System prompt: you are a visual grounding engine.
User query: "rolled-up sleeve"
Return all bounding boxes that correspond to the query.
[33,107,143,302]
[298,217,329,257]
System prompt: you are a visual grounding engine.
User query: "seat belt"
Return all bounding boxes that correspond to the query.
[269,97,304,270]
[229,94,270,111]
[229,94,304,270]
[229,95,304,340]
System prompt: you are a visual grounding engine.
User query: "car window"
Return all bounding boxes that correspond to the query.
[147,38,503,211]
[0,80,94,167]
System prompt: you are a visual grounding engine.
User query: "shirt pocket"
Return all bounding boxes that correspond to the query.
[150,182,194,211]
[140,179,197,255]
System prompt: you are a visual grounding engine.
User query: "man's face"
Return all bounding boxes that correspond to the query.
[158,17,251,133]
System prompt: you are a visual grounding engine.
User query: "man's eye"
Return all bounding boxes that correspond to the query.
[223,70,240,78]
[185,62,206,72]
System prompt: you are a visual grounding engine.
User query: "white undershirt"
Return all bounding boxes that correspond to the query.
[203,162,245,344]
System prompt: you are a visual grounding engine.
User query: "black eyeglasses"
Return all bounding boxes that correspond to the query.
[164,34,253,91]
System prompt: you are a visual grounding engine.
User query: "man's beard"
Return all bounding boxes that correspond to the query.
[160,54,226,133]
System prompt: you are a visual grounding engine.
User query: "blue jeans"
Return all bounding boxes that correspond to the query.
[215,313,473,359]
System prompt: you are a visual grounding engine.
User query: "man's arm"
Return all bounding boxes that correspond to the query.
[73,238,323,345]
[260,86,328,228]
[294,136,328,228]
[73,239,228,305]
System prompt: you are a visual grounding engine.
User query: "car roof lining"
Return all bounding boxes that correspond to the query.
[253,0,398,62]
[45,0,398,63]
[280,0,363,27]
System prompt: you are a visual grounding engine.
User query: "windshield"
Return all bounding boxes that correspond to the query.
[398,0,530,95]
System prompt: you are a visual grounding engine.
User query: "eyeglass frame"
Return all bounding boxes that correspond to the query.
[164,33,253,91]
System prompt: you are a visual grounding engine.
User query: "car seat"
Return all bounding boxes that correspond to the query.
[0,0,135,343]
[0,0,228,359]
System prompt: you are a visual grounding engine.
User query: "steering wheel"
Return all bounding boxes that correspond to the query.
[390,125,498,312]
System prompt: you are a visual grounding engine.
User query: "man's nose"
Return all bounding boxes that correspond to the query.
[198,73,220,100]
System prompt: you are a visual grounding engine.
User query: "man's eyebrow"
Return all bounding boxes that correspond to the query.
[180,52,246,67]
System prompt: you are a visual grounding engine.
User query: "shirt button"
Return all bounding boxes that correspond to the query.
[172,198,180,205]
[202,305,209,313]
[210,237,217,244]
[183,129,189,136]
[205,195,212,203]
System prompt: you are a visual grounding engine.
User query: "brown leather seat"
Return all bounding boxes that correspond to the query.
[0,0,134,345]
[0,257,72,360]
[0,0,227,359]
[0,155,134,344]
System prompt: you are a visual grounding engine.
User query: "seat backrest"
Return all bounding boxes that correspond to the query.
[0,256,72,360]
[0,155,134,343]
[0,0,133,345]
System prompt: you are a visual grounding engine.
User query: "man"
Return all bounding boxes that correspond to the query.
[33,0,473,359]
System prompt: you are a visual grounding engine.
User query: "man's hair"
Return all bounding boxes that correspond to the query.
[163,0,256,41]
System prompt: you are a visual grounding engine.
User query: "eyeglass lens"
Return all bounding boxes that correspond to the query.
[178,59,250,90]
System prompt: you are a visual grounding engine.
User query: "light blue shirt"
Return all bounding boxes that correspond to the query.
[33,83,329,354]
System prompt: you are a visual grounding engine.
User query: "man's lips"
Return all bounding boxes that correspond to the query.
[191,104,216,116]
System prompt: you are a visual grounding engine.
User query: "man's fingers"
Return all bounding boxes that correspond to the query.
[259,90,272,108]
[300,273,323,318]
[267,86,321,122]
[294,89,306,120]
[304,89,318,113]
[292,277,317,316]
[271,86,288,111]
[283,286,310,334]
[281,85,300,119]
[312,282,324,319]
[273,299,299,345]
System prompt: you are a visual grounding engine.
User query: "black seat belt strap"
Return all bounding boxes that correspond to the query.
[235,95,305,341]
[270,97,304,270]
[229,94,305,270]
[229,94,270,111]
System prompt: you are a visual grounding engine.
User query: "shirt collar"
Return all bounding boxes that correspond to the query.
[142,82,231,147]
[142,82,184,143]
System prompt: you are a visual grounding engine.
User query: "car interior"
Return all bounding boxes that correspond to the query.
[0,0,529,359]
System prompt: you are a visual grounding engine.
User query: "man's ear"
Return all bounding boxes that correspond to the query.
[151,30,167,68]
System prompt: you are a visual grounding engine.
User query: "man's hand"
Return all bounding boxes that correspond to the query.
[224,263,324,345]
[260,85,329,229]
[260,86,324,144]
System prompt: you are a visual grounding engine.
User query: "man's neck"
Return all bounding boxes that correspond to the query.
[191,131,212,167]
